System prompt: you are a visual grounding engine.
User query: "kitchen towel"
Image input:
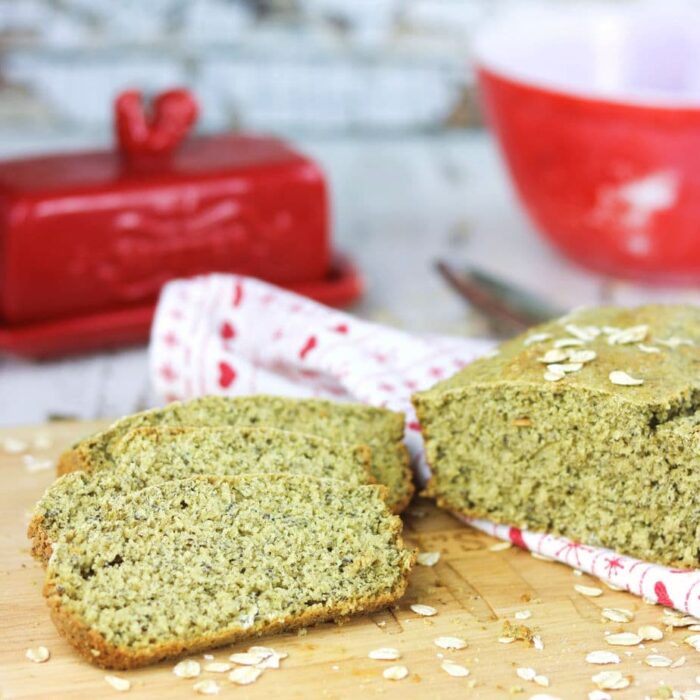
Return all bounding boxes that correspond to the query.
[150,272,700,619]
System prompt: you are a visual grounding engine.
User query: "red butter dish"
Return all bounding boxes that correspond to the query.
[0,89,362,359]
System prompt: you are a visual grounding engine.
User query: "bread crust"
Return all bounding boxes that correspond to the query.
[27,514,54,565]
[56,448,89,476]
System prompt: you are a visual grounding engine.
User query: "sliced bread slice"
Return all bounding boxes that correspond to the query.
[29,425,374,564]
[57,395,413,512]
[43,474,414,669]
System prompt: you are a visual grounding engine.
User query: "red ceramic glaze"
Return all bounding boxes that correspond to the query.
[474,5,700,283]
[0,255,363,359]
[0,133,331,325]
[0,89,361,357]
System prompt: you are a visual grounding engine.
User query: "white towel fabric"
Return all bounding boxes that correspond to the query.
[150,273,700,618]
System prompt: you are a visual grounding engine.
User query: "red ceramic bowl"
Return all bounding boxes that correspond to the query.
[474,3,700,283]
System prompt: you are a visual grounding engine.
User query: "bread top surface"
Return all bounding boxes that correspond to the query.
[45,474,413,651]
[415,305,700,412]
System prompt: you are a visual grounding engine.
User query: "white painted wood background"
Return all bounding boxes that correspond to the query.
[1,131,699,427]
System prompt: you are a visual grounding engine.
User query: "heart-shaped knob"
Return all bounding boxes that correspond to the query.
[115,88,198,164]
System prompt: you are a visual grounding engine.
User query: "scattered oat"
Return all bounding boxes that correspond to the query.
[637,343,660,354]
[605,633,641,646]
[586,651,620,665]
[529,695,562,700]
[547,362,584,374]
[3,437,28,453]
[434,636,467,650]
[604,581,625,592]
[525,333,553,346]
[644,654,672,667]
[663,611,700,627]
[681,691,700,700]
[670,656,686,668]
[592,670,629,690]
[203,662,231,673]
[533,636,544,651]
[588,692,612,700]
[689,624,700,632]
[568,349,597,363]
[229,667,262,685]
[554,338,584,348]
[601,608,634,623]
[565,324,601,341]
[246,647,276,663]
[534,675,549,687]
[498,637,515,644]
[383,665,408,681]
[489,541,512,552]
[543,370,565,382]
[575,584,603,597]
[26,646,50,663]
[609,370,643,386]
[517,667,537,681]
[32,433,53,450]
[531,552,555,562]
[256,655,281,670]
[203,654,214,660]
[173,659,201,678]
[416,551,440,566]
[104,675,131,692]
[608,325,649,345]
[638,625,663,641]
[193,679,220,695]
[515,610,532,621]
[441,660,470,677]
[684,634,700,651]
[369,648,401,661]
[249,646,286,660]
[230,652,265,666]
[538,349,569,364]
[410,604,437,617]
[22,455,54,472]
[656,336,694,348]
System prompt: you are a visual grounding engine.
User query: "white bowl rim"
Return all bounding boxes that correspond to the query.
[472,0,700,110]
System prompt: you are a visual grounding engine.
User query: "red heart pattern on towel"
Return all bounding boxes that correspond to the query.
[218,361,236,388]
[220,321,236,340]
[654,580,673,607]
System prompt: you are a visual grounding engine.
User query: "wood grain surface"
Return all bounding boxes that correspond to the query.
[1,421,698,699]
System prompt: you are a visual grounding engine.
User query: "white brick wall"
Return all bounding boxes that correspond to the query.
[0,0,565,133]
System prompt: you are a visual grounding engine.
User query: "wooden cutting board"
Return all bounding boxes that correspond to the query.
[1,421,698,699]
